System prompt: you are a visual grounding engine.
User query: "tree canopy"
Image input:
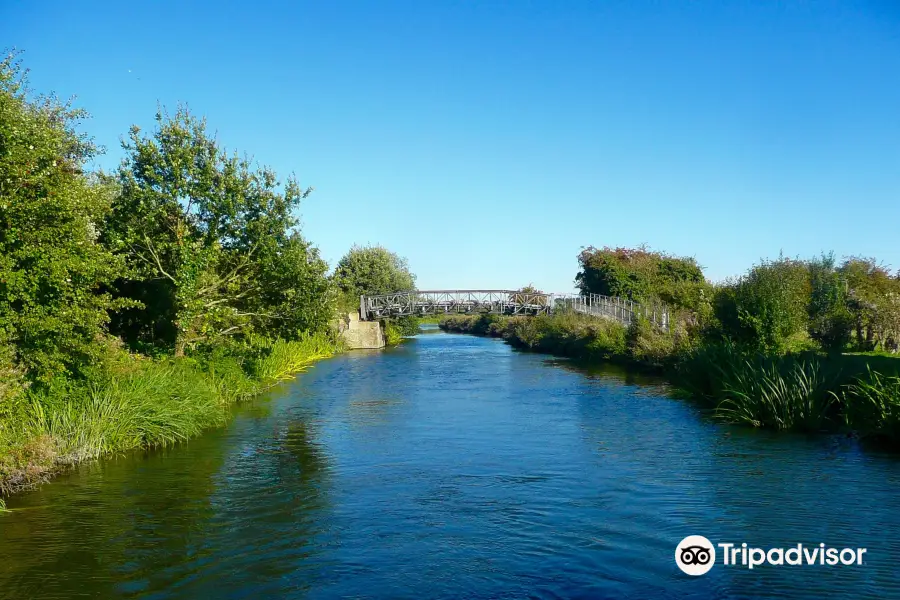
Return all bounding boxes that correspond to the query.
[575,246,706,306]
[102,107,331,354]
[0,53,132,380]
[332,245,416,303]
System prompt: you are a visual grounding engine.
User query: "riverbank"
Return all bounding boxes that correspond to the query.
[439,313,900,446]
[0,334,339,496]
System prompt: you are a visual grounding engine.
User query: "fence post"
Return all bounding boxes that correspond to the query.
[360,295,366,320]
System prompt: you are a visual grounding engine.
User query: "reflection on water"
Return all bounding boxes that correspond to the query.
[1,331,899,598]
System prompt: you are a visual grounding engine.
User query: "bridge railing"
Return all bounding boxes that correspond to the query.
[360,290,669,332]
[361,290,553,321]
[551,293,669,331]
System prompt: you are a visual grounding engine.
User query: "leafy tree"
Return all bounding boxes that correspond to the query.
[575,245,705,306]
[807,253,852,352]
[332,245,416,302]
[714,256,811,353]
[242,233,332,339]
[103,107,319,354]
[0,52,131,381]
[332,245,417,336]
[870,290,900,352]
[839,257,900,350]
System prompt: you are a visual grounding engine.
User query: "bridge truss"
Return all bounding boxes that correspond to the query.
[360,290,669,331]
[360,290,551,321]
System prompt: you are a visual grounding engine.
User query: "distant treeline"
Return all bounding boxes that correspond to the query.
[574,245,900,355]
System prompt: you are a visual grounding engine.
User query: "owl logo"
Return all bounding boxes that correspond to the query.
[676,535,716,575]
[680,545,712,565]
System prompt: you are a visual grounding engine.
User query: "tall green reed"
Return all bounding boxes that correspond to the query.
[839,368,900,443]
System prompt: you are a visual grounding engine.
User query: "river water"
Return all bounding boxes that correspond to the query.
[1,328,899,599]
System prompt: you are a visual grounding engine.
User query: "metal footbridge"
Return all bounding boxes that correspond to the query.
[359,290,669,331]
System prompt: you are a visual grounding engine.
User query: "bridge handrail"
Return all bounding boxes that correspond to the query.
[359,289,669,331]
[551,292,669,331]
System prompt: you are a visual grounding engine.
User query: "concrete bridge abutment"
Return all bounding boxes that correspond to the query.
[338,311,385,349]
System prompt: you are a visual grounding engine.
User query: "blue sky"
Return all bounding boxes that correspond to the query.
[4,1,900,292]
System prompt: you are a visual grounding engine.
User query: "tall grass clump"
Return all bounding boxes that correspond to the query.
[674,342,750,401]
[26,360,226,463]
[714,358,839,431]
[0,334,340,494]
[249,333,339,382]
[840,369,900,444]
[676,343,843,431]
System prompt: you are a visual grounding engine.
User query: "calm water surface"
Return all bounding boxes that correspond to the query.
[2,329,900,599]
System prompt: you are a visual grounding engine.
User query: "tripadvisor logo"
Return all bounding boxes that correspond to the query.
[676,535,716,576]
[675,536,868,575]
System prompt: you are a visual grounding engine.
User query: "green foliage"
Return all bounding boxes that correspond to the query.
[807,253,853,352]
[0,335,338,494]
[442,312,630,362]
[332,245,416,309]
[0,55,342,494]
[0,52,133,381]
[383,322,403,346]
[714,256,811,354]
[674,341,748,400]
[713,358,839,431]
[575,245,706,306]
[676,344,842,431]
[839,257,900,352]
[625,317,689,368]
[242,234,333,340]
[0,336,27,419]
[246,333,338,383]
[103,106,326,354]
[394,315,421,337]
[840,369,900,443]
[27,360,227,458]
[379,316,420,345]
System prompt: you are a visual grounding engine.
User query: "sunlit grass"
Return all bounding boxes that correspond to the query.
[0,334,340,495]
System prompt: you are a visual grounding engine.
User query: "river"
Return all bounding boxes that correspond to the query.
[1,328,899,599]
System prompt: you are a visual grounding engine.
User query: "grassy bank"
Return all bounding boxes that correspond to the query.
[440,313,900,446]
[0,334,339,495]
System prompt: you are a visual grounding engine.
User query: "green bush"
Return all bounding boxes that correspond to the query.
[395,316,422,337]
[575,245,705,304]
[626,317,681,367]
[807,253,853,352]
[439,314,507,336]
[714,257,811,354]
[503,312,628,361]
[383,322,403,345]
